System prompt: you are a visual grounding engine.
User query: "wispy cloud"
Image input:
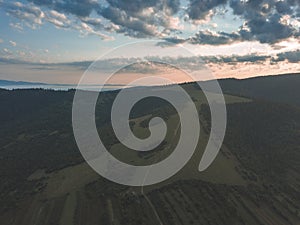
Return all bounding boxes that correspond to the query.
[0,1,114,40]
[9,40,17,47]
[1,49,300,69]
[1,48,300,84]
[3,1,45,29]
[9,22,23,31]
[2,48,13,56]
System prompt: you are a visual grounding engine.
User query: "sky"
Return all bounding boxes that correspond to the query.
[0,0,300,84]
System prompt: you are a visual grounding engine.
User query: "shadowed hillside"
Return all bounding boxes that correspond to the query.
[0,73,299,225]
[218,73,300,106]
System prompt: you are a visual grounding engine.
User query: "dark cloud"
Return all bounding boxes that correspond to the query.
[189,30,241,45]
[275,50,300,63]
[203,50,300,65]
[97,0,181,37]
[2,50,300,72]
[188,0,227,20]
[1,0,299,44]
[229,0,300,43]
[157,31,242,47]
[28,0,99,17]
[240,14,295,43]
[275,1,293,14]
[104,0,159,14]
[156,37,186,47]
[166,0,181,15]
[104,0,180,15]
[25,0,181,38]
[200,54,270,64]
[99,6,158,38]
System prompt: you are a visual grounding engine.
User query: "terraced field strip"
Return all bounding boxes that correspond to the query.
[164,190,194,225]
[107,198,115,225]
[59,192,77,225]
[160,191,185,225]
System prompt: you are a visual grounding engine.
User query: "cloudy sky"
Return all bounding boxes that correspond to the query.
[0,0,300,84]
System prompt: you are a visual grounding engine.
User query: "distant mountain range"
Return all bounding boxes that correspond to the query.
[0,80,127,87]
[0,80,47,86]
[1,72,300,106]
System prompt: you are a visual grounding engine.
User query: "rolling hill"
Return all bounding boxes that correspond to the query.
[0,73,299,225]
